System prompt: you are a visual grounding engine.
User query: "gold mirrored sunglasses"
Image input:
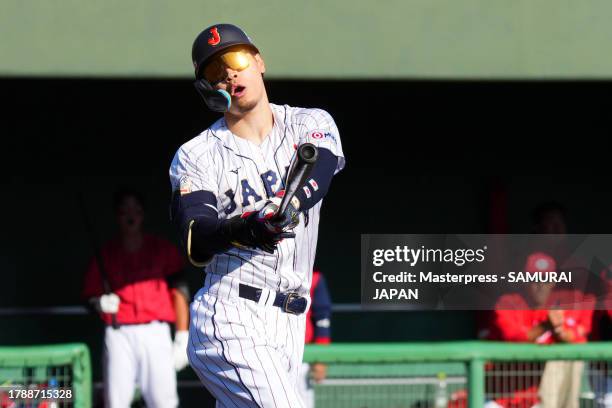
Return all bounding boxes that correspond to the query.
[203,46,252,84]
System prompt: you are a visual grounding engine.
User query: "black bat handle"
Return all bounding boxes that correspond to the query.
[277,143,319,217]
[298,143,318,164]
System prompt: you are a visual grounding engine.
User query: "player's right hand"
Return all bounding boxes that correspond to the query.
[234,204,295,254]
[95,293,120,314]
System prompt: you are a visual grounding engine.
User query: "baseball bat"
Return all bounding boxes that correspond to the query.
[76,192,119,329]
[276,143,319,218]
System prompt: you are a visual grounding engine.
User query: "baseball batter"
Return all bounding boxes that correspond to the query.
[169,23,344,407]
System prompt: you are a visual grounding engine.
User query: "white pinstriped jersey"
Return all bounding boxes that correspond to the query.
[169,103,345,297]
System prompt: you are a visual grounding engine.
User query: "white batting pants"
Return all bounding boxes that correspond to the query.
[188,274,307,408]
[103,321,179,408]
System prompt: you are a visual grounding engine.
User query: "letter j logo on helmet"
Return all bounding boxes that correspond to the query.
[208,27,221,46]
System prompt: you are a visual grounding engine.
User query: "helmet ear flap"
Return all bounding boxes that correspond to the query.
[193,79,231,112]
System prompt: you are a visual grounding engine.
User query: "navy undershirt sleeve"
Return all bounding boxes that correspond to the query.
[293,147,338,211]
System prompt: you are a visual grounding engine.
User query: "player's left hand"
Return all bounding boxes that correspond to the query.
[173,330,190,371]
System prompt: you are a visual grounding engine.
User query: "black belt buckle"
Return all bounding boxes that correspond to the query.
[283,292,301,315]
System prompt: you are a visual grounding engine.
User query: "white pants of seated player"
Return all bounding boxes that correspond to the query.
[188,275,307,408]
[103,321,178,408]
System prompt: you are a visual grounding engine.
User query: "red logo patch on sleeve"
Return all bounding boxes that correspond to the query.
[310,131,324,139]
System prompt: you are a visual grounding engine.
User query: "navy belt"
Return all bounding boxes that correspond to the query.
[238,284,307,315]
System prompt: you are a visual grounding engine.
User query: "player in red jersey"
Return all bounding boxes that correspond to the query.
[82,189,190,408]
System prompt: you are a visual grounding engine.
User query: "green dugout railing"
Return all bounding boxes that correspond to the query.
[0,343,91,408]
[304,341,612,408]
[0,341,609,407]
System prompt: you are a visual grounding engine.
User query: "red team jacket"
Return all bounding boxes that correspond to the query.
[487,290,595,344]
[82,234,184,325]
[473,290,595,408]
[305,271,332,344]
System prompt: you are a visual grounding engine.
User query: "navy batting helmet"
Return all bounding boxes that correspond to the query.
[192,24,259,80]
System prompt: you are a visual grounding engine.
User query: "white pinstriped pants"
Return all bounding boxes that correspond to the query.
[188,274,307,408]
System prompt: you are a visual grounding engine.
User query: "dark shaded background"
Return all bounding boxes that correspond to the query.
[3,79,611,405]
